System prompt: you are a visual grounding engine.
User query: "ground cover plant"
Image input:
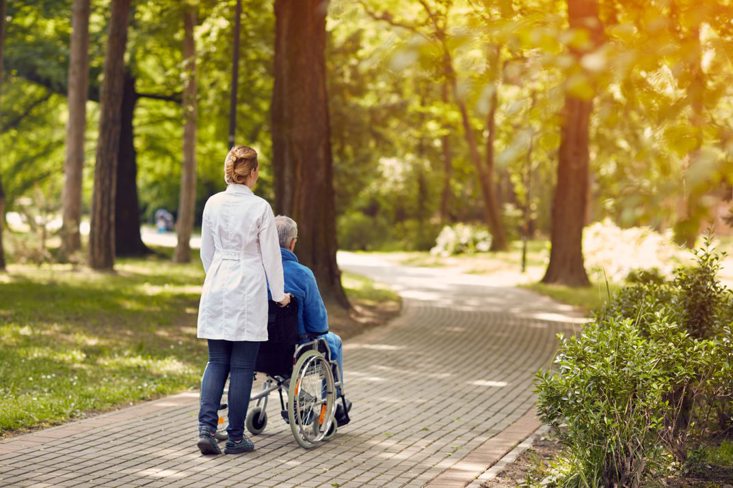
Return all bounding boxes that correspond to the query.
[536,239,733,487]
[0,250,399,436]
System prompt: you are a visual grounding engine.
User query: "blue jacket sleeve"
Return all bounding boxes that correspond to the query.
[303,268,329,335]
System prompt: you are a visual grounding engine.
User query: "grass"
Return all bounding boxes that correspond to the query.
[698,440,733,467]
[342,271,400,306]
[367,240,623,315]
[524,281,622,315]
[0,252,207,435]
[393,240,550,273]
[0,248,398,436]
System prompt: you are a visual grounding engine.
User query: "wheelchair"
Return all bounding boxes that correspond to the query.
[217,298,350,449]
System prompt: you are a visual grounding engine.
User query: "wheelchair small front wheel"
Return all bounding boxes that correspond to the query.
[323,418,337,441]
[246,407,268,435]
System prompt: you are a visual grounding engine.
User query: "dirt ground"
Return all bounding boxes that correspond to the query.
[485,435,733,487]
[326,295,401,341]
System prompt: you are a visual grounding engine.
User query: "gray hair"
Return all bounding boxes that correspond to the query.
[275,215,298,248]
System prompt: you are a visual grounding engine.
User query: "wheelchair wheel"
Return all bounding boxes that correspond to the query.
[216,407,228,440]
[323,418,337,441]
[287,350,336,449]
[246,407,268,435]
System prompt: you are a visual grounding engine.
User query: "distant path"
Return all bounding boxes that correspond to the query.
[0,253,585,488]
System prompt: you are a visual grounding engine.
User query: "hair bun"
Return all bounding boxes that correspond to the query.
[224,145,259,185]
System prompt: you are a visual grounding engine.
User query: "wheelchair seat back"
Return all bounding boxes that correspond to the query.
[255,298,299,377]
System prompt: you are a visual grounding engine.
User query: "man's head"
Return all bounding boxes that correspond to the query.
[275,215,298,252]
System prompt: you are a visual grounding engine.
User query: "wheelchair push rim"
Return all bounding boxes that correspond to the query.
[287,350,336,449]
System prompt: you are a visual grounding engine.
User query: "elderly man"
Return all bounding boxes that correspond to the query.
[274,215,351,425]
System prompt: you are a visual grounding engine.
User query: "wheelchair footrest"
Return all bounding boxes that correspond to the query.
[335,398,352,426]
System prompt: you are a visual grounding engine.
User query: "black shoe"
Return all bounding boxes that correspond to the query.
[281,406,314,425]
[335,399,352,426]
[197,430,222,455]
[224,436,255,454]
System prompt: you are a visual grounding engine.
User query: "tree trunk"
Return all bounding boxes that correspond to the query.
[272,0,349,308]
[61,0,91,258]
[115,71,150,257]
[0,177,5,272]
[0,0,7,271]
[228,0,242,148]
[446,51,507,250]
[453,88,507,251]
[483,54,508,251]
[0,0,5,84]
[89,0,131,270]
[439,81,453,223]
[541,0,603,287]
[174,5,197,263]
[271,0,291,215]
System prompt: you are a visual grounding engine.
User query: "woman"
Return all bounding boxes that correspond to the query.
[196,145,290,455]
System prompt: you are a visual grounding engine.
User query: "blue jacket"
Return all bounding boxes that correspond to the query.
[280,248,329,338]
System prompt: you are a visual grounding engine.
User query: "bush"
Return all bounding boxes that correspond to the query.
[337,211,392,251]
[429,223,492,257]
[583,219,682,282]
[537,315,679,487]
[394,219,442,252]
[537,240,733,486]
[625,268,667,285]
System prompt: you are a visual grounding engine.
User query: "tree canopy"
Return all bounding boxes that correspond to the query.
[1,0,731,283]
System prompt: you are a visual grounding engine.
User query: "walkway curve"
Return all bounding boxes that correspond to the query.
[0,252,585,488]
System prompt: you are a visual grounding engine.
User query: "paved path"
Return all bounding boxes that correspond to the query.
[0,253,585,488]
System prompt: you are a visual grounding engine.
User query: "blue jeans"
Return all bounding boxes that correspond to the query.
[321,332,344,387]
[198,340,260,441]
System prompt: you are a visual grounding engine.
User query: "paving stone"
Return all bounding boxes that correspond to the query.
[0,254,583,487]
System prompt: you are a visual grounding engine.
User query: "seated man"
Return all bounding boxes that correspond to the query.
[274,215,351,425]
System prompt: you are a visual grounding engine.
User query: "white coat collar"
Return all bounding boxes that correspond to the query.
[226,184,253,195]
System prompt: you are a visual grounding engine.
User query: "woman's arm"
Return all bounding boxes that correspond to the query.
[259,205,287,303]
[200,202,214,273]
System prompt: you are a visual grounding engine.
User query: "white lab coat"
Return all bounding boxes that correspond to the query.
[196,184,286,342]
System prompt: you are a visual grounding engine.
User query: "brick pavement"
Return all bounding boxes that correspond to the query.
[0,253,585,487]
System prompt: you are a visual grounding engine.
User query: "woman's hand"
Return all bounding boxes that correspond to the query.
[277,293,292,307]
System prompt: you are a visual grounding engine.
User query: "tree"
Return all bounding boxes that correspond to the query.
[89,0,132,269]
[115,70,152,257]
[359,0,509,250]
[0,0,7,271]
[60,0,90,259]
[272,0,349,308]
[174,3,197,263]
[541,0,603,287]
[228,0,242,149]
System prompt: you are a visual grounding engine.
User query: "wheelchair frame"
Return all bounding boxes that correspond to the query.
[218,336,349,449]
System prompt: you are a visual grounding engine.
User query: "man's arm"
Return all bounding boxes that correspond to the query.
[303,268,329,335]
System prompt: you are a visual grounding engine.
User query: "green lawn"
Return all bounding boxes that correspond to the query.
[382,241,621,315]
[0,254,207,435]
[0,250,398,436]
[523,281,621,315]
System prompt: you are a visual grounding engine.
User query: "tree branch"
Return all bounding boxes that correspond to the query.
[6,59,180,105]
[356,0,431,40]
[1,91,53,132]
[136,91,181,104]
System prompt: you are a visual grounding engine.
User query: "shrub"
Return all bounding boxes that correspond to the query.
[537,315,679,487]
[625,268,667,285]
[429,223,492,257]
[394,219,442,252]
[583,219,682,282]
[537,240,733,486]
[672,237,728,340]
[337,211,392,251]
